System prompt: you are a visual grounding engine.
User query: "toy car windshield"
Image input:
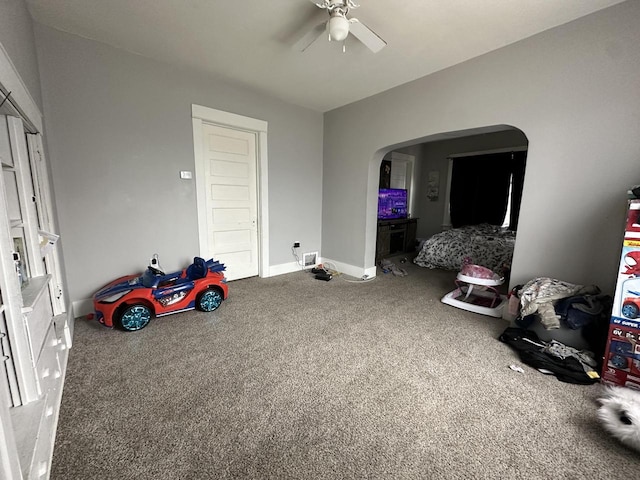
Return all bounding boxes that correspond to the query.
[140,253,166,288]
[141,269,161,288]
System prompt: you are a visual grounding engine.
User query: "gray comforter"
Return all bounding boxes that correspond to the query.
[413,224,516,272]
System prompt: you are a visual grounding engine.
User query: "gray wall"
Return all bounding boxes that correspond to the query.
[34,25,324,305]
[0,0,42,110]
[323,1,640,293]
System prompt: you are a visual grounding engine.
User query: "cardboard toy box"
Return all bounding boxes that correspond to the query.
[602,320,640,389]
[602,199,640,389]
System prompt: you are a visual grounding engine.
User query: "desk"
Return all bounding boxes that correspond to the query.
[376,218,418,263]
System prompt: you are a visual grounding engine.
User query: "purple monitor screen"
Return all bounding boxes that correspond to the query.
[378,189,407,220]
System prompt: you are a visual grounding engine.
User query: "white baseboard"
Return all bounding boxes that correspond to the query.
[75,263,306,315]
[321,258,377,280]
[363,265,378,279]
[267,261,306,277]
[76,260,377,313]
[268,258,376,279]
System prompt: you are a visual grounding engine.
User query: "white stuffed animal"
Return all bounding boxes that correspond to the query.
[597,386,640,452]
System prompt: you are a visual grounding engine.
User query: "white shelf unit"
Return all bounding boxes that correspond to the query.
[1,43,72,480]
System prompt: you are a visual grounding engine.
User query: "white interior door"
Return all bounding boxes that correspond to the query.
[390,160,407,189]
[200,124,259,280]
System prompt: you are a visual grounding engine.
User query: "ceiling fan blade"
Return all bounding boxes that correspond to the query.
[349,18,386,53]
[293,21,327,52]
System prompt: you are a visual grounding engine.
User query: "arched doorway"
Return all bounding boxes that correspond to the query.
[371,125,528,280]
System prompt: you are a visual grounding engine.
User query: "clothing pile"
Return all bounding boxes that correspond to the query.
[515,277,611,330]
[508,277,612,367]
[499,327,600,384]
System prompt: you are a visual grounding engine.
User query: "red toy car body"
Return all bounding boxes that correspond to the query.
[93,256,228,331]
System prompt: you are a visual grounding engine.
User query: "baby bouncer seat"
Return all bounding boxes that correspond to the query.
[441,261,507,318]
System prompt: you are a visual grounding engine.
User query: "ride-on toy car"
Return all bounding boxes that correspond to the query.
[93,254,228,331]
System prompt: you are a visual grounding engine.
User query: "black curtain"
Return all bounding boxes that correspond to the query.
[449,151,526,229]
[508,151,527,230]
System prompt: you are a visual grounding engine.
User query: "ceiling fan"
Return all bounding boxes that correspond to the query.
[294,0,387,53]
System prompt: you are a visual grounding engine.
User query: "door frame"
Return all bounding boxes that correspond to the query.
[191,105,269,278]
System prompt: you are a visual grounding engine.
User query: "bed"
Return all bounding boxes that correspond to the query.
[413,224,516,273]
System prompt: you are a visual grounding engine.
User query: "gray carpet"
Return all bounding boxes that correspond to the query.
[51,260,640,479]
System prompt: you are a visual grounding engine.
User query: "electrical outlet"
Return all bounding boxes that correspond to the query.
[293,242,300,248]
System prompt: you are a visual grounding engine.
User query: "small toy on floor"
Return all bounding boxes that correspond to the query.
[379,259,407,276]
[310,264,335,281]
[597,385,640,452]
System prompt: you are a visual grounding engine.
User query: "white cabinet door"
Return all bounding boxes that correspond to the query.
[0,115,41,404]
[1,302,20,407]
[27,134,65,316]
[0,380,22,480]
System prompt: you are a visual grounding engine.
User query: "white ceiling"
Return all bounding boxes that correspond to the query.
[25,0,626,112]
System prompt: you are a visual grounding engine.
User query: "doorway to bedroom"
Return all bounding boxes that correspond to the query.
[375,125,528,280]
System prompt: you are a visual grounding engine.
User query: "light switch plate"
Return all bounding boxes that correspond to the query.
[180,171,193,179]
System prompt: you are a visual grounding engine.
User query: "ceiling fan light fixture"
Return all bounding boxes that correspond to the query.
[295,0,385,53]
[328,15,349,42]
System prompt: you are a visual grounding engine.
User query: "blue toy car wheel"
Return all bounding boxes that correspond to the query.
[611,354,629,369]
[197,288,223,312]
[622,302,639,319]
[118,304,152,331]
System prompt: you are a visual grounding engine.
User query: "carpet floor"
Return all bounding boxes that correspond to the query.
[51,260,640,479]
